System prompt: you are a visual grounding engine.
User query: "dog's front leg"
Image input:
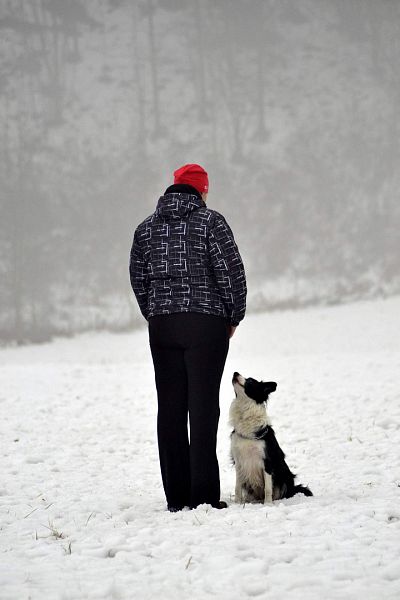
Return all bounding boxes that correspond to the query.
[235,481,244,503]
[264,471,273,504]
[235,466,244,503]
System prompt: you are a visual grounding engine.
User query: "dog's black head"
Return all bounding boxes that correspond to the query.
[232,372,277,404]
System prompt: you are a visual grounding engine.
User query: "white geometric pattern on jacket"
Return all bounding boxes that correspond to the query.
[129,193,247,326]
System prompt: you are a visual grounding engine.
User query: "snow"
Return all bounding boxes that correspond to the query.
[1,297,399,600]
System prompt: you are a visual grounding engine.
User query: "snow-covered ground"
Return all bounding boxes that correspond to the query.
[1,297,399,600]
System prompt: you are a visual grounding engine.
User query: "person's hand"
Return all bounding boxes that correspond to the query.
[228,325,237,338]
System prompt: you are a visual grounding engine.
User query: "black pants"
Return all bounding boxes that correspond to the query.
[148,312,230,509]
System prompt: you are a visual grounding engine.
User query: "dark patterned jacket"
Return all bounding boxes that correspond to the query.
[129,186,247,326]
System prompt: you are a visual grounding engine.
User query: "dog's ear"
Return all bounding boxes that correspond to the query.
[264,382,277,395]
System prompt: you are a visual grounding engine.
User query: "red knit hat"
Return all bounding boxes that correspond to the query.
[173,164,209,195]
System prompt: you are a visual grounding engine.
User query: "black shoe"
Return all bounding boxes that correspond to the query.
[167,505,184,513]
[189,500,228,510]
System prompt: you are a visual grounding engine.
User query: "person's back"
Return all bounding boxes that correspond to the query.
[129,164,247,511]
[131,183,246,327]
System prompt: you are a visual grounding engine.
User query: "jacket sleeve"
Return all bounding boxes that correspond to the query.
[209,214,247,326]
[129,229,149,320]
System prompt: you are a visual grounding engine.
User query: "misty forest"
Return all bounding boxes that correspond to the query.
[1,0,399,344]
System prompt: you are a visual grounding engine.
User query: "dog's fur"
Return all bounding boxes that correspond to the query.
[230,372,312,504]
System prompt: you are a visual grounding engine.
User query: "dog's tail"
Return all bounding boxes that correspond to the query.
[293,484,313,497]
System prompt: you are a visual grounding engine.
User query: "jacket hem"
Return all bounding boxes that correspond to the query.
[148,307,229,322]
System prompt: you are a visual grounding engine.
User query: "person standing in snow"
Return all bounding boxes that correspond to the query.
[129,164,246,512]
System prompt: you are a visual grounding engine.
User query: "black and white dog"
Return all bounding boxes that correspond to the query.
[230,372,313,504]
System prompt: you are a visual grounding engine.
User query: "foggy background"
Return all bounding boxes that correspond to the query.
[1,0,399,344]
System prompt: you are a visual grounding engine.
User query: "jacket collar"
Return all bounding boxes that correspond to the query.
[164,183,203,201]
[156,189,205,219]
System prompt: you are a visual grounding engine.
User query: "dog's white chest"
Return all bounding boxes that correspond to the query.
[231,434,265,476]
